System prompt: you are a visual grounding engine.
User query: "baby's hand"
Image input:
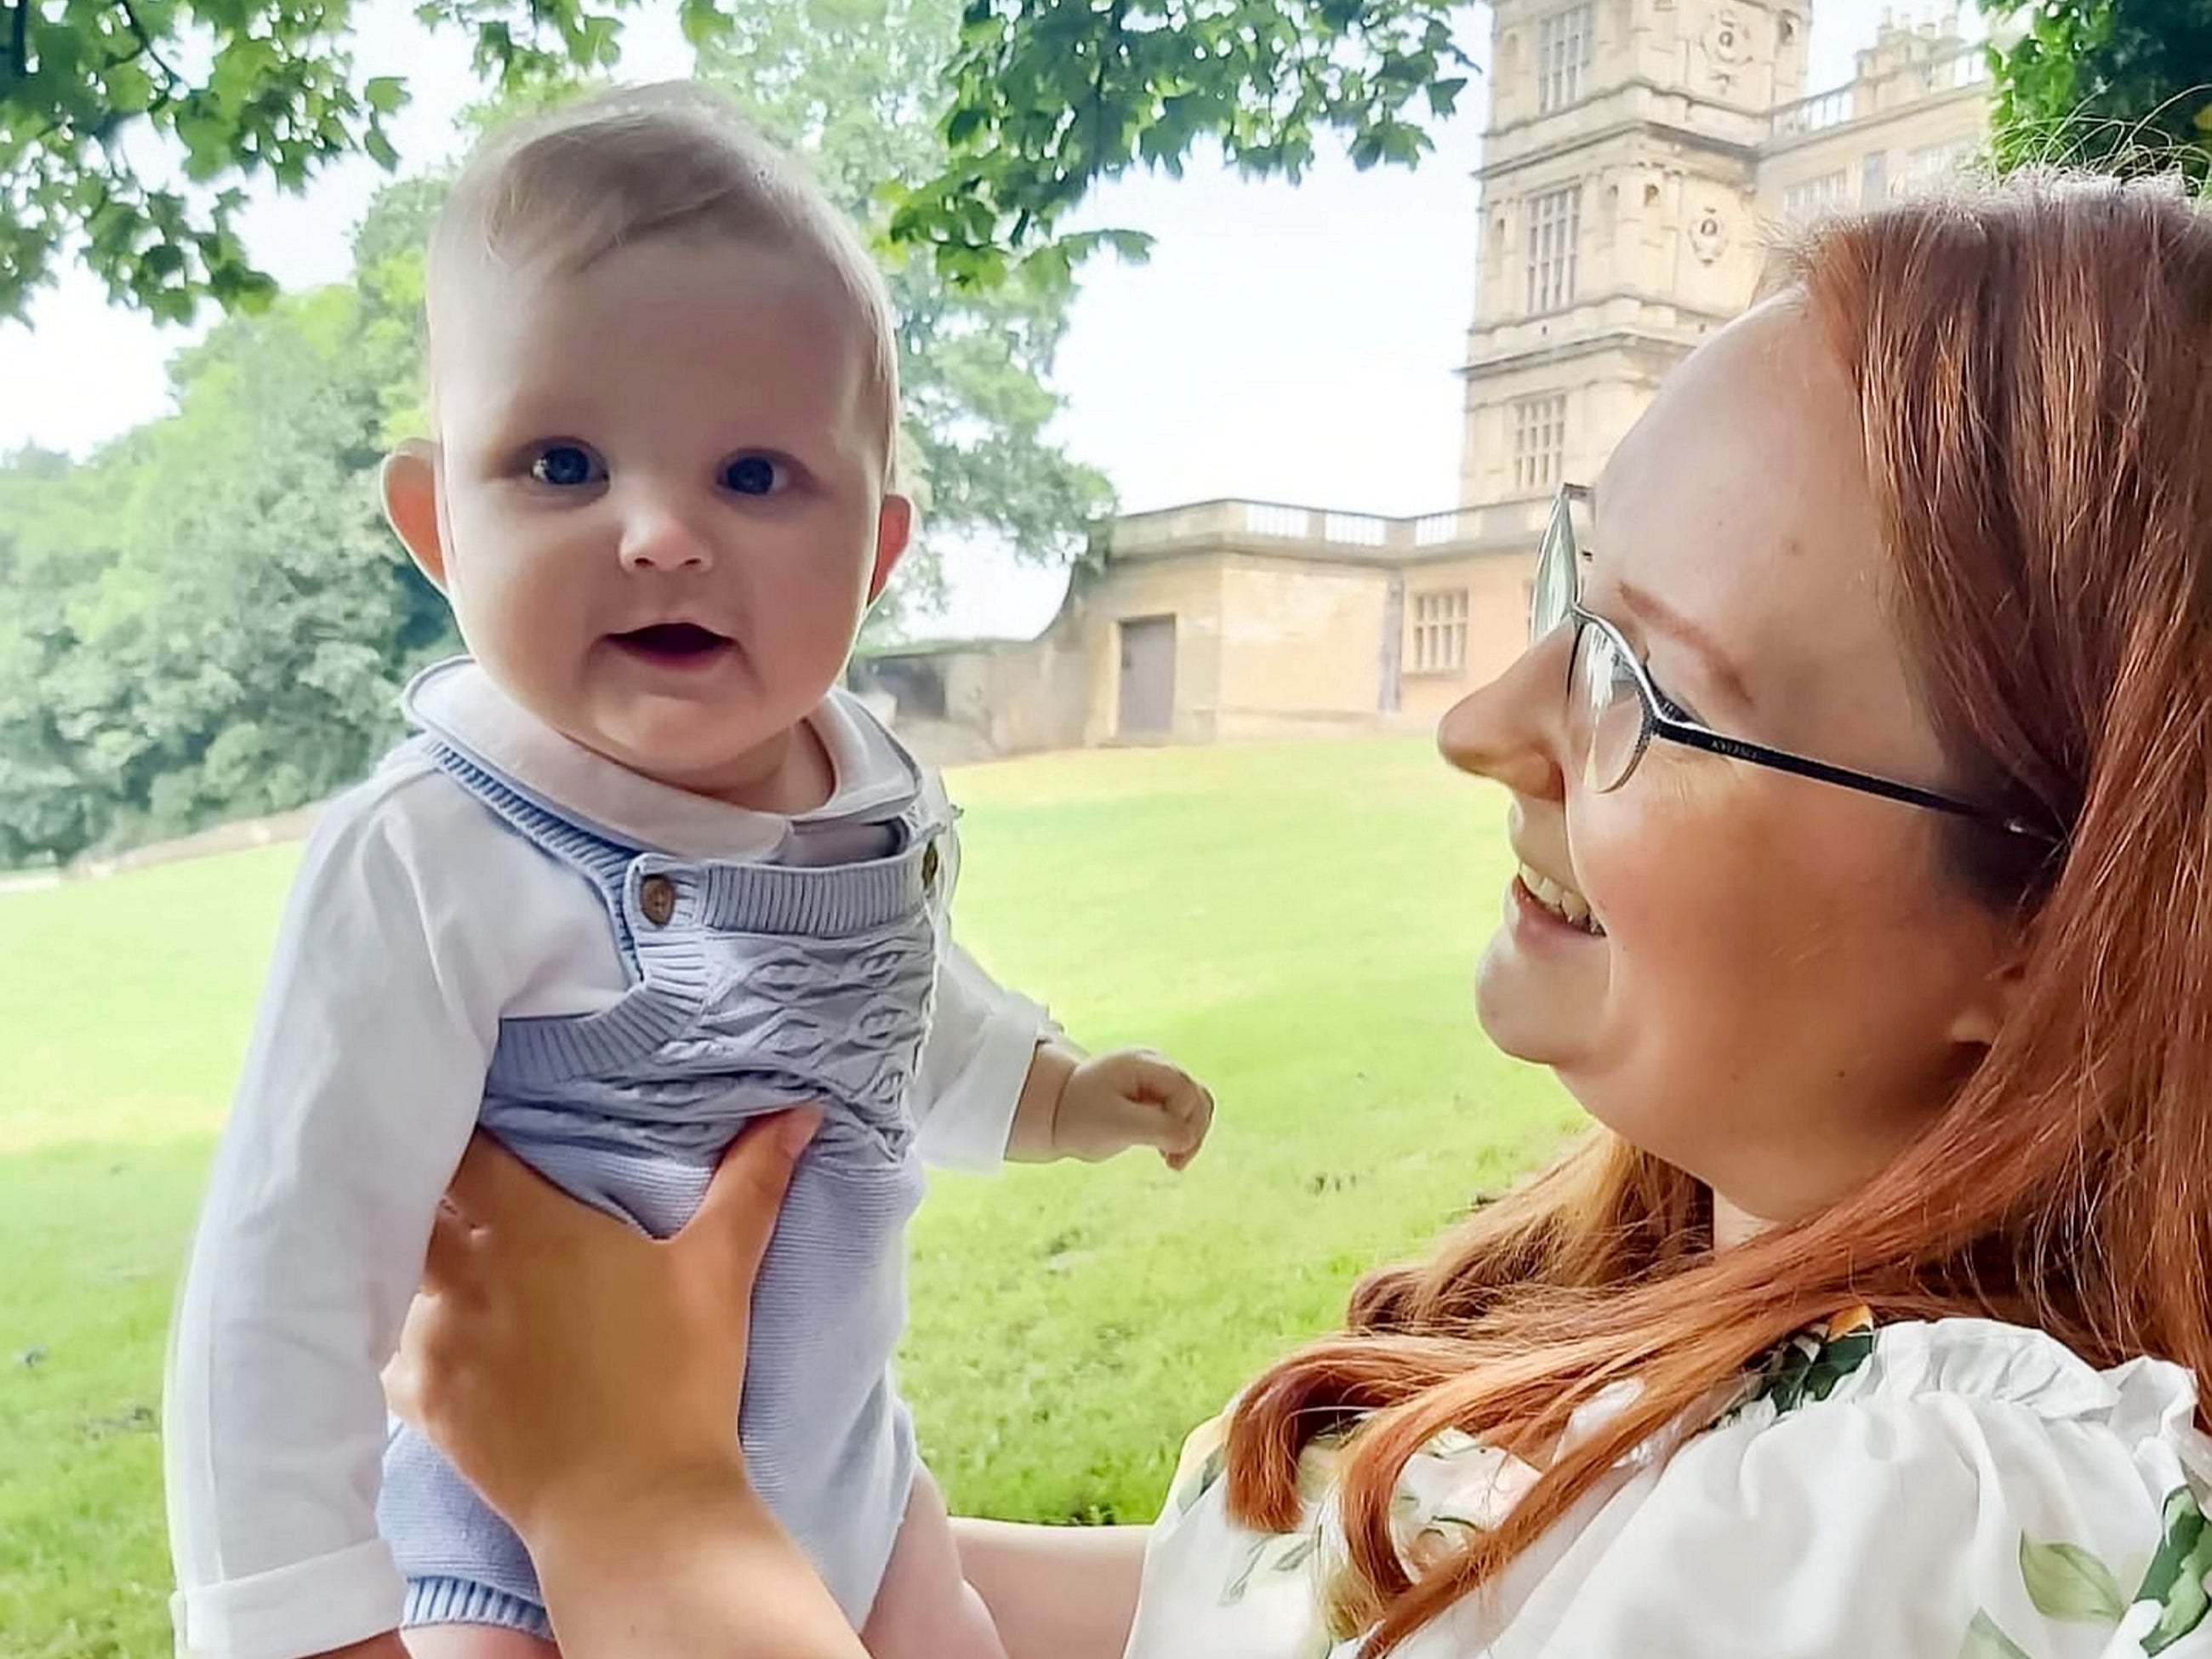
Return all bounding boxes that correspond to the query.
[1052,1049,1215,1169]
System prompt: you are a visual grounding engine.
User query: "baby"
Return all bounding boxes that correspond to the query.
[162,83,1214,1659]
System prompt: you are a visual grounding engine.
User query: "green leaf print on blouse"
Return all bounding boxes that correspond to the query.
[1177,1439,1228,1518]
[2131,1485,2212,1654]
[1218,1428,1354,1605]
[2019,1538,2129,1624]
[1717,1305,1879,1428]
[1960,1610,2035,1659]
[1965,1485,2212,1659]
[1748,1313,1878,1416]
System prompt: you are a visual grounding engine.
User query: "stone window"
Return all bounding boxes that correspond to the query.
[1782,170,1850,219]
[1904,140,1977,190]
[1525,185,1582,311]
[1412,589,1471,674]
[1861,150,1888,202]
[1514,393,1567,493]
[1537,4,1593,113]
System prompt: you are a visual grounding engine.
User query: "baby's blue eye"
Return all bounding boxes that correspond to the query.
[531,444,602,487]
[722,455,783,496]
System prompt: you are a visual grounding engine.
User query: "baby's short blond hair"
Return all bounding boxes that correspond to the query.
[429,81,902,474]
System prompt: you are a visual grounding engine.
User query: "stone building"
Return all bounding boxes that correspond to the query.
[863,4,1989,756]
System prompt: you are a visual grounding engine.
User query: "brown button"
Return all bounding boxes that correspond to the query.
[638,874,678,927]
[920,842,940,890]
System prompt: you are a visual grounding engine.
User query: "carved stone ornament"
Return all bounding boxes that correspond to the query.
[1702,4,1751,66]
[1690,208,1728,263]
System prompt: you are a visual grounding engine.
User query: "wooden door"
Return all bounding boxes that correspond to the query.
[1116,616,1176,738]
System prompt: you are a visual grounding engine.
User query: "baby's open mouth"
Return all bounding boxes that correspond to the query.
[609,623,733,665]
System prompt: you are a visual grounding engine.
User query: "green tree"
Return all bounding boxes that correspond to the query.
[0,448,124,863]
[0,279,453,862]
[0,0,724,322]
[76,282,447,846]
[1988,0,2212,183]
[889,0,1473,286]
[3,0,1472,322]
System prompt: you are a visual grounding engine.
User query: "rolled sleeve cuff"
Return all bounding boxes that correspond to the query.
[173,1539,405,1659]
[915,990,1055,1173]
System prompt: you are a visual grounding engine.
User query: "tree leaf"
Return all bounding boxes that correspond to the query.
[30,24,83,76]
[104,60,156,115]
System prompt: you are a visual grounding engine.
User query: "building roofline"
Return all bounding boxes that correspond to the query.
[1476,112,1764,181]
[1468,287,1742,336]
[1756,83,1987,161]
[1481,81,1776,151]
[1459,325,1710,379]
[1105,497,1559,570]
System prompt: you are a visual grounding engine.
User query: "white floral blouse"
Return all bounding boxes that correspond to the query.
[1122,1314,2212,1659]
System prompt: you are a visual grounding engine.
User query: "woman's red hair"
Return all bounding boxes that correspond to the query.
[1225,173,2212,1654]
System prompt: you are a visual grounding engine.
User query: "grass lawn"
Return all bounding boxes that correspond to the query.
[0,736,1582,1659]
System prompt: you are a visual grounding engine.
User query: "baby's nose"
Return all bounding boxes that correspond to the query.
[619,505,715,572]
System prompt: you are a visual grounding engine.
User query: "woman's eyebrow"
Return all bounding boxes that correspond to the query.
[1615,579,1759,715]
[1584,481,1759,714]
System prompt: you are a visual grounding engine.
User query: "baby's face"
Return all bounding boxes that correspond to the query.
[414,233,903,796]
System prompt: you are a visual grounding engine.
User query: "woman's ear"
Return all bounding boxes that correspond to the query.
[1948,950,2028,1049]
[382,439,450,591]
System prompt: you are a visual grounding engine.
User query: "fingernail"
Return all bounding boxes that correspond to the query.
[780,1109,824,1155]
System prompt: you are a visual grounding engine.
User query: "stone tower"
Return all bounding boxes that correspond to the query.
[1460,0,1813,508]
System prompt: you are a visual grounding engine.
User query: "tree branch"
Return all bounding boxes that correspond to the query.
[114,0,184,90]
[1085,0,1125,178]
[11,0,31,80]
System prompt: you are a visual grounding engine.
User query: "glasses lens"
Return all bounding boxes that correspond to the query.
[1531,497,1578,647]
[1571,622,1647,792]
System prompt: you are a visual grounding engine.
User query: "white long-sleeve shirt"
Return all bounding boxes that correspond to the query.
[164,663,1050,1659]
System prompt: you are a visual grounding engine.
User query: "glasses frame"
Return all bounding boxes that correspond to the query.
[1539,483,2046,838]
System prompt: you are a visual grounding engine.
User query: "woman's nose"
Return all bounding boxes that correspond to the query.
[618,499,716,573]
[1438,629,1571,801]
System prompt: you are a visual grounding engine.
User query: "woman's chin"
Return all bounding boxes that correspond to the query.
[1474,962,1570,1067]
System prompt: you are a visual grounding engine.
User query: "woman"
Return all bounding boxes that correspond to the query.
[383,175,2212,1659]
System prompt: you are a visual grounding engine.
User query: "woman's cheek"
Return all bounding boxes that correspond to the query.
[1576,776,1725,948]
[1582,783,1783,1032]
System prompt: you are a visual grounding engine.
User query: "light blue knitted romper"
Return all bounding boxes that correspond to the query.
[376,713,952,1639]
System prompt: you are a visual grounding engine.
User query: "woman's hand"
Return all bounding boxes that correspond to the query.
[385,1111,867,1658]
[385,1111,818,1537]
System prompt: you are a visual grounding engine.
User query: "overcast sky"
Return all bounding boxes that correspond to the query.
[0,0,1962,638]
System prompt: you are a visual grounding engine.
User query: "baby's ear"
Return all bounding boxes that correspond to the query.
[382,439,449,591]
[867,494,915,605]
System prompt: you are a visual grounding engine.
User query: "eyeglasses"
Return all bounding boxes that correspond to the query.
[1535,483,2044,837]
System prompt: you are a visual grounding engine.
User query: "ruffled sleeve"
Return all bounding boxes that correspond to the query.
[1122,1320,2212,1659]
[1447,1320,2212,1659]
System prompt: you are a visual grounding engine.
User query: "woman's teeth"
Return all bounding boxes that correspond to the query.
[1519,862,1603,935]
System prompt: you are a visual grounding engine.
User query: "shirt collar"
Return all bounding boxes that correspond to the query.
[402,657,920,861]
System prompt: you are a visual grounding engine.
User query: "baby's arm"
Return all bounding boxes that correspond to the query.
[165,779,510,1659]
[911,940,1213,1170]
[905,794,1212,1169]
[908,938,1058,1172]
[1003,1043,1213,1168]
